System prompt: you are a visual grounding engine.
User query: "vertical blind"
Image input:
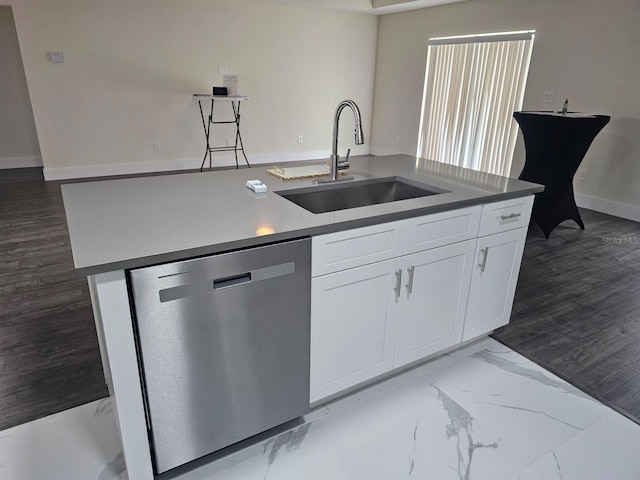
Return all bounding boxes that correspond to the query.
[417,31,535,177]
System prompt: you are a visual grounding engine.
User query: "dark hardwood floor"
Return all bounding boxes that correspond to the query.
[1,167,638,432]
[0,168,107,431]
[493,209,640,424]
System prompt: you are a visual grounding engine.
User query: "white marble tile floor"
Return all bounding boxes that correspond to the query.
[1,337,639,480]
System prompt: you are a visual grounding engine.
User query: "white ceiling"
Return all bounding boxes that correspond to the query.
[252,0,468,15]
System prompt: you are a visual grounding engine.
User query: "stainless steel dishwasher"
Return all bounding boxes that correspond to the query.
[129,238,311,474]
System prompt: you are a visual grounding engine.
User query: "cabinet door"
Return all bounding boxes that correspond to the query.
[394,239,475,369]
[462,227,527,341]
[310,258,403,403]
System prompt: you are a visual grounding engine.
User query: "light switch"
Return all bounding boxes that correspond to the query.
[218,65,228,74]
[48,51,64,63]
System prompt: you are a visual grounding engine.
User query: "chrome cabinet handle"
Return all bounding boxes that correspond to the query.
[478,247,489,273]
[394,269,402,301]
[500,212,521,222]
[405,266,415,296]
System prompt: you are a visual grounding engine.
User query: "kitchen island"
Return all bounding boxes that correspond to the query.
[61,154,542,479]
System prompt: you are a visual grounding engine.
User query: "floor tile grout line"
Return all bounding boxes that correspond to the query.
[491,335,640,426]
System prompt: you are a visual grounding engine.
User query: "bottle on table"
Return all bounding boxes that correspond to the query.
[562,99,569,114]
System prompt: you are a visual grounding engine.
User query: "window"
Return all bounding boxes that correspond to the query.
[417,31,535,177]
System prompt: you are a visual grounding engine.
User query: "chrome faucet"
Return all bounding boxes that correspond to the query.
[326,99,364,182]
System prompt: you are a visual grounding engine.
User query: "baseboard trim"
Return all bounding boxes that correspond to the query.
[42,148,372,181]
[575,193,640,223]
[44,158,194,181]
[370,146,403,157]
[0,155,43,169]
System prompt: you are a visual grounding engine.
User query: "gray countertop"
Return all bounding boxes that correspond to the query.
[61,154,543,276]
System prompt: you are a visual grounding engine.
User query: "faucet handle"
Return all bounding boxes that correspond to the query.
[338,149,351,170]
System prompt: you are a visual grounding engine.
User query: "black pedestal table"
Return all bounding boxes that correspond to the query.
[513,111,610,238]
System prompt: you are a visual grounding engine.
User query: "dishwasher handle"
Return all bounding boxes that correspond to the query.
[214,272,251,290]
[158,262,296,303]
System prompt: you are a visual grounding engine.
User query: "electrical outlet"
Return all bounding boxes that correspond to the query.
[576,168,588,181]
[218,65,228,74]
[298,135,304,144]
[543,90,555,103]
[152,141,160,152]
[225,137,233,147]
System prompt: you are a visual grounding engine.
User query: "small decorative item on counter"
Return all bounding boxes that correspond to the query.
[223,74,239,96]
[561,99,569,114]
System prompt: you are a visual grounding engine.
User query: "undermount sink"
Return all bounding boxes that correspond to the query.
[276,176,448,214]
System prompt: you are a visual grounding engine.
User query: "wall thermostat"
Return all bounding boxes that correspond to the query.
[48,51,64,63]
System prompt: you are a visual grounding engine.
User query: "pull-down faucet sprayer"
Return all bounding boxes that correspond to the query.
[323,99,364,183]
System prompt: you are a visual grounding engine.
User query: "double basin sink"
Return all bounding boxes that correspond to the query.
[276,176,448,214]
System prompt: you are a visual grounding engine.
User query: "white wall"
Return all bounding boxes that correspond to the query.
[8,0,378,179]
[372,0,640,220]
[0,5,41,168]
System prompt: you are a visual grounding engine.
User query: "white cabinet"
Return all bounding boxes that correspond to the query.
[461,195,533,341]
[394,240,475,368]
[310,258,402,403]
[462,227,527,341]
[310,238,477,403]
[310,206,481,403]
[309,197,532,404]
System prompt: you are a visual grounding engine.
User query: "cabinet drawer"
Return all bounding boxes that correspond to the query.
[312,221,405,277]
[478,196,534,236]
[404,206,481,254]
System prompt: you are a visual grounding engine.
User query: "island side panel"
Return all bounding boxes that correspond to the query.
[91,270,154,480]
[88,276,112,395]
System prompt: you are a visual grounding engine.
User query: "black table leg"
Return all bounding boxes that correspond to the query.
[232,102,250,168]
[198,99,214,172]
